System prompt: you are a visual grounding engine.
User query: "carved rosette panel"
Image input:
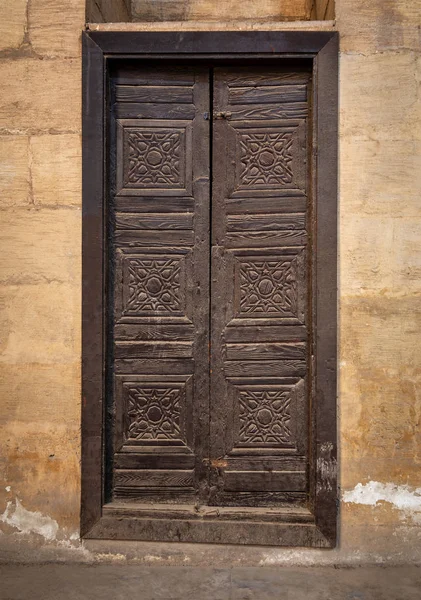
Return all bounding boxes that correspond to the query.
[239,130,293,188]
[122,255,184,317]
[235,256,299,318]
[123,383,185,443]
[123,127,185,189]
[238,387,293,447]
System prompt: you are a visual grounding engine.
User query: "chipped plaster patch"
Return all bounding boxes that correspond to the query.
[343,481,421,523]
[316,442,337,493]
[0,498,59,541]
[94,552,127,563]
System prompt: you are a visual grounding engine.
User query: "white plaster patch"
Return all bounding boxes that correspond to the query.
[5,486,11,492]
[94,552,127,563]
[343,481,421,523]
[0,498,59,541]
[143,554,166,563]
[316,457,336,492]
[316,442,337,493]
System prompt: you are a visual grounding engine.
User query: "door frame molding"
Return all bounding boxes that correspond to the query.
[82,30,338,547]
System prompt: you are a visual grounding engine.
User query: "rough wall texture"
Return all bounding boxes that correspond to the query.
[336,0,421,562]
[130,0,314,22]
[86,0,130,22]
[1,0,421,564]
[0,0,84,542]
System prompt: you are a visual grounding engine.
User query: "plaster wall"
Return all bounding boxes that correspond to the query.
[130,0,314,22]
[130,0,335,22]
[0,0,421,564]
[86,0,131,23]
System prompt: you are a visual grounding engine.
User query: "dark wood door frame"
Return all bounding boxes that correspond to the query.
[82,30,338,547]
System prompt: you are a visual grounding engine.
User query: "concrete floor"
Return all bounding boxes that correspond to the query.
[0,565,420,599]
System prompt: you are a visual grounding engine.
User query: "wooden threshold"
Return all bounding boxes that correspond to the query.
[87,503,330,547]
[103,501,314,523]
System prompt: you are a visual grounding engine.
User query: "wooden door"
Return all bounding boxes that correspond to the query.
[210,67,311,506]
[108,64,210,503]
[107,63,311,507]
[83,31,338,546]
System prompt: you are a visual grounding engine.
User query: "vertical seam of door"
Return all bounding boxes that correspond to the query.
[208,67,214,476]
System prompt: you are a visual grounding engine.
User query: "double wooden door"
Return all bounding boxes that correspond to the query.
[108,63,311,509]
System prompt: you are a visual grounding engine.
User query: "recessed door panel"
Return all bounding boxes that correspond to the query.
[210,67,311,506]
[108,65,210,503]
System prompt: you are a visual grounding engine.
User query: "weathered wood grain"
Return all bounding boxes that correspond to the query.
[224,471,307,492]
[114,196,195,213]
[226,456,307,471]
[226,196,307,214]
[229,84,307,104]
[114,358,195,375]
[226,229,307,247]
[81,33,105,536]
[115,212,194,230]
[116,85,194,103]
[114,341,193,358]
[113,488,196,501]
[210,67,311,507]
[114,229,194,247]
[208,491,308,508]
[86,515,329,547]
[227,213,305,231]
[115,103,196,120]
[107,66,210,507]
[226,70,311,87]
[115,469,194,488]
[114,453,195,470]
[224,325,307,343]
[112,67,195,86]
[103,502,313,523]
[223,360,307,379]
[115,323,194,341]
[226,343,306,361]
[229,103,308,120]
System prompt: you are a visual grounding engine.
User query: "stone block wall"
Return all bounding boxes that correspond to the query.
[86,0,130,22]
[336,0,421,560]
[129,0,334,22]
[0,0,84,540]
[1,0,421,563]
[130,0,312,22]
[86,0,334,22]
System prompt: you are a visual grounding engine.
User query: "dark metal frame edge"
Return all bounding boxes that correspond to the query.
[81,30,338,547]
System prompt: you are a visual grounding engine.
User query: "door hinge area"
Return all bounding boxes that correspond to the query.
[213,111,232,120]
[203,111,232,120]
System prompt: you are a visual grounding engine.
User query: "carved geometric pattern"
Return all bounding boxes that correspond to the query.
[123,256,182,316]
[239,257,298,317]
[238,388,292,446]
[124,128,184,188]
[239,129,293,188]
[125,384,184,442]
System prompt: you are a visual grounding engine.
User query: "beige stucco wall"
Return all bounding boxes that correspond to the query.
[86,0,131,23]
[0,0,421,563]
[130,0,313,22]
